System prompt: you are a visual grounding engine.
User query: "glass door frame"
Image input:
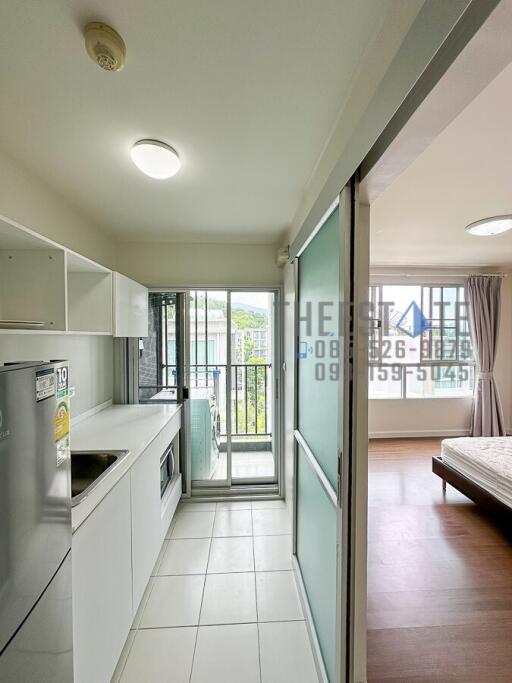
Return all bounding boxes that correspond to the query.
[292,176,361,683]
[147,285,284,497]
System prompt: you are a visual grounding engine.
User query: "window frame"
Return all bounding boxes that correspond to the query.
[369,282,475,400]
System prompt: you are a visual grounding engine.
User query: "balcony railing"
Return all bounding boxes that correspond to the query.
[173,363,271,437]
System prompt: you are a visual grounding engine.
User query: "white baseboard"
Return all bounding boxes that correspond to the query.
[71,398,112,426]
[370,428,512,439]
[369,428,470,439]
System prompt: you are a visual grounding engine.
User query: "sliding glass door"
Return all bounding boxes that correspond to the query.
[230,291,276,484]
[135,288,281,494]
[294,180,359,682]
[188,290,229,485]
[187,288,280,492]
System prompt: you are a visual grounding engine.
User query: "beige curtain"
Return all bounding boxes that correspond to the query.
[464,276,505,437]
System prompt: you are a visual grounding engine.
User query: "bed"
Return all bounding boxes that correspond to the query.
[432,436,512,519]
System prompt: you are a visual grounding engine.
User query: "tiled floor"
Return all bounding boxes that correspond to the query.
[113,500,319,683]
[212,451,275,480]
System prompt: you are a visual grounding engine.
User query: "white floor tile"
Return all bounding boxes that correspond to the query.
[140,575,205,628]
[216,500,252,510]
[191,624,260,683]
[213,509,252,537]
[169,511,215,539]
[158,538,211,575]
[253,535,293,571]
[120,627,196,683]
[207,537,254,573]
[256,571,303,622]
[259,621,319,683]
[200,572,256,625]
[251,499,287,510]
[179,502,217,512]
[252,509,291,535]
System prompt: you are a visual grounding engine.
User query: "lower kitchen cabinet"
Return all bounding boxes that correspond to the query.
[131,440,162,613]
[72,473,133,683]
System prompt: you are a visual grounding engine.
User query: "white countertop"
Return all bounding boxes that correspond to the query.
[71,404,181,531]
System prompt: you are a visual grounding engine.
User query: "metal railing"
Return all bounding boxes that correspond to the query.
[162,362,272,437]
[232,364,271,437]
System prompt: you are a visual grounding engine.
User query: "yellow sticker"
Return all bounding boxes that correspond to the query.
[54,399,70,444]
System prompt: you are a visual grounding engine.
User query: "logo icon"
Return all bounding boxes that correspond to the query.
[297,341,313,359]
[395,301,430,338]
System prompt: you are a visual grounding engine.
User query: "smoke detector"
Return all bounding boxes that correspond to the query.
[84,22,126,72]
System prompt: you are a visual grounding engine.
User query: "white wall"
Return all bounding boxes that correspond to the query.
[0,149,115,268]
[115,241,282,288]
[0,335,113,419]
[0,150,115,419]
[368,272,512,437]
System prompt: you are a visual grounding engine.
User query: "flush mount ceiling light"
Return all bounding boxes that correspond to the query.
[465,215,512,237]
[130,140,181,179]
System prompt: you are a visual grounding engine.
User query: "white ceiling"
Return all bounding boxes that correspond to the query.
[370,59,512,267]
[0,0,395,244]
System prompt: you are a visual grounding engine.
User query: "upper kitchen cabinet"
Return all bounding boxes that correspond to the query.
[0,216,149,336]
[112,272,148,337]
[66,253,113,334]
[0,219,67,331]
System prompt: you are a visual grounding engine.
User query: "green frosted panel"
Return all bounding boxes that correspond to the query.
[297,446,337,682]
[298,207,340,488]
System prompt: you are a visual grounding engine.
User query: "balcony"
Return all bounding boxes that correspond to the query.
[142,363,274,481]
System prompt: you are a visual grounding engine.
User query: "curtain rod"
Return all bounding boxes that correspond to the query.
[371,272,507,278]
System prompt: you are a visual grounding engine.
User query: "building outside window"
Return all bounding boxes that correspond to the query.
[369,283,475,399]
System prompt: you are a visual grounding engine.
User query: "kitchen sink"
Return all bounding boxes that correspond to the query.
[71,450,129,506]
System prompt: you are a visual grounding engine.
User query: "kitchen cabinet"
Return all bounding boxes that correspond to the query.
[130,438,161,613]
[66,253,112,334]
[71,406,182,682]
[72,473,133,683]
[112,272,148,337]
[131,414,182,611]
[0,216,148,336]
[0,248,67,331]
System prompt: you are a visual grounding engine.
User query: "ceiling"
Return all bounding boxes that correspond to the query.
[369,58,512,267]
[0,0,395,244]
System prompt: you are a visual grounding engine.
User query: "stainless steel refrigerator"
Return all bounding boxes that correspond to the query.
[0,361,73,682]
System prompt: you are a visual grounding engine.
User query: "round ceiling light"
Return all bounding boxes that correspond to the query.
[130,140,181,179]
[465,215,512,237]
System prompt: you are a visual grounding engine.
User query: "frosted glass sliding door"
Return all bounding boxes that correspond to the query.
[294,182,356,683]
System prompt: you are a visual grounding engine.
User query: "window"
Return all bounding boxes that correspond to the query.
[369,284,475,399]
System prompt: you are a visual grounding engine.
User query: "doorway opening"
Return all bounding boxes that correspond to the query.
[362,18,512,680]
[136,288,282,496]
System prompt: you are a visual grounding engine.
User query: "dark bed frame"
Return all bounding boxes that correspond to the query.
[432,455,512,521]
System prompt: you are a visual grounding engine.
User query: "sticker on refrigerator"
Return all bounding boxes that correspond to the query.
[55,366,68,399]
[35,368,55,402]
[54,399,70,444]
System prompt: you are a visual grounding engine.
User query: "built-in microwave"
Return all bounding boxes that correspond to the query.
[160,443,175,498]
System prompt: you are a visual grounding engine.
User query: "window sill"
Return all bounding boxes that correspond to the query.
[369,395,474,401]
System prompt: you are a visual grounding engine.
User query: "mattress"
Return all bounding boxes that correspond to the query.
[441,436,512,508]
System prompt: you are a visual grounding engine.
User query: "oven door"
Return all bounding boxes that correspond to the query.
[160,444,175,498]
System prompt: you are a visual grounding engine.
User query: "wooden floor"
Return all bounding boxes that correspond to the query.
[367,438,512,683]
